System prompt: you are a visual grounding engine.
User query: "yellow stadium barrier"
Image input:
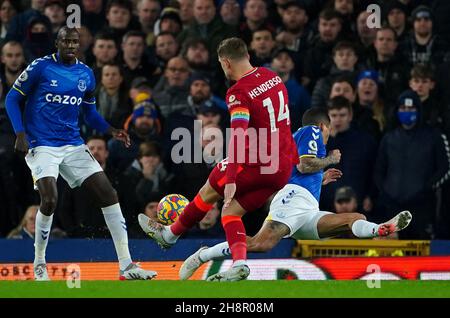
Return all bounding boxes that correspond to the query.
[293,239,430,258]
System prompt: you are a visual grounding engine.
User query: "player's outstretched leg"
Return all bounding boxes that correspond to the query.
[139,181,221,249]
[82,172,157,280]
[34,177,58,281]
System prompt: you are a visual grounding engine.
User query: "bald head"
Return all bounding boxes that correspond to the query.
[57,26,80,41]
[56,27,80,64]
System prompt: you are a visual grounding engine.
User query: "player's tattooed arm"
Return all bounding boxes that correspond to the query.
[297,150,341,174]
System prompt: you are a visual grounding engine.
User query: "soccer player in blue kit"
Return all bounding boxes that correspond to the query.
[5,27,157,281]
[180,108,413,281]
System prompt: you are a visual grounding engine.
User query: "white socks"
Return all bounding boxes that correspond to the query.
[34,210,53,265]
[351,219,380,238]
[199,242,230,262]
[102,203,132,270]
[162,226,179,244]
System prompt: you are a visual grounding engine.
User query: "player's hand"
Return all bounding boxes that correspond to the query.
[15,132,29,158]
[223,183,236,210]
[322,168,342,185]
[111,128,131,148]
[327,149,341,164]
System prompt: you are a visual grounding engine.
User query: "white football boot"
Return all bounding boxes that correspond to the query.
[206,264,250,282]
[119,263,157,280]
[377,210,412,236]
[138,214,173,249]
[179,246,208,280]
[34,263,50,281]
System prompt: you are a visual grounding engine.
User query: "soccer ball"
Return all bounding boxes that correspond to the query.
[157,194,189,225]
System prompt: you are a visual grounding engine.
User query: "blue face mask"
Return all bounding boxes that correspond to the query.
[397,111,417,126]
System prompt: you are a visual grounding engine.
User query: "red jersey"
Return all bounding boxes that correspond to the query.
[225,67,299,183]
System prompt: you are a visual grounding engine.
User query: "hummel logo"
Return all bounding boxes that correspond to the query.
[50,80,58,87]
[41,230,49,240]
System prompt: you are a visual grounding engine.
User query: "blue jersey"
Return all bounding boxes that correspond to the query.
[12,53,96,148]
[288,125,326,202]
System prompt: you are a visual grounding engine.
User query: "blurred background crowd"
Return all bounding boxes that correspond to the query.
[0,0,449,241]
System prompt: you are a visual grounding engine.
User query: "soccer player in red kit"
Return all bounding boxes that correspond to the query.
[139,37,298,281]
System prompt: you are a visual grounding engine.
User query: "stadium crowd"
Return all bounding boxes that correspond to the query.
[0,0,450,240]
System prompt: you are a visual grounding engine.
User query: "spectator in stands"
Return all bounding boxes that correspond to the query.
[108,95,162,171]
[354,70,385,139]
[219,0,241,27]
[177,0,237,64]
[320,96,378,214]
[334,186,358,214]
[355,10,377,58]
[0,40,28,238]
[400,5,449,68]
[0,0,20,45]
[249,28,277,68]
[7,205,38,239]
[1,41,26,99]
[384,0,409,43]
[311,41,360,108]
[153,56,191,119]
[329,74,356,104]
[91,31,119,81]
[158,9,183,35]
[5,0,51,43]
[77,26,94,64]
[137,0,161,46]
[94,62,132,131]
[328,0,355,39]
[154,31,179,73]
[128,76,152,101]
[120,30,156,84]
[81,0,106,36]
[240,0,274,45]
[408,64,448,133]
[275,0,312,80]
[374,90,450,239]
[22,16,53,63]
[103,0,139,43]
[270,47,310,131]
[178,0,195,27]
[188,72,227,113]
[365,26,409,105]
[302,8,343,91]
[118,141,173,236]
[43,0,66,37]
[181,37,210,73]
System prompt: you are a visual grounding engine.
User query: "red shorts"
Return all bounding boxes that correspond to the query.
[208,159,292,212]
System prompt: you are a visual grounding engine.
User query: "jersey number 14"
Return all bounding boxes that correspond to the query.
[263,90,290,132]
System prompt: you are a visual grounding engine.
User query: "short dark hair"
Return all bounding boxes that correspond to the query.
[410,63,434,81]
[94,31,117,45]
[327,96,353,112]
[252,27,275,40]
[331,74,356,91]
[302,108,330,126]
[138,141,161,158]
[122,30,146,44]
[57,26,79,41]
[217,37,248,61]
[86,135,107,149]
[319,8,343,23]
[376,25,398,42]
[181,37,209,57]
[101,62,124,77]
[156,31,176,42]
[106,0,133,13]
[332,41,356,56]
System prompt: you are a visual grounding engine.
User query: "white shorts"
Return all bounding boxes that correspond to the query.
[25,144,103,189]
[266,184,332,240]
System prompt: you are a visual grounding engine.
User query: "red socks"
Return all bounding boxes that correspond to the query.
[170,194,213,236]
[222,215,247,262]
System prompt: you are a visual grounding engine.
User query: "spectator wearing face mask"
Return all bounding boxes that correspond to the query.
[374,90,450,239]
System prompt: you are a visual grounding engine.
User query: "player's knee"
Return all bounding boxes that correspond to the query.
[40,196,58,213]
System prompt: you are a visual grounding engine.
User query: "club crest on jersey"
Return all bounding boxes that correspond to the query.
[78,79,87,92]
[228,95,235,103]
[18,71,28,82]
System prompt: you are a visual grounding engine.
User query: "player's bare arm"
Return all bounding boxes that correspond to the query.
[14,131,29,157]
[297,149,341,174]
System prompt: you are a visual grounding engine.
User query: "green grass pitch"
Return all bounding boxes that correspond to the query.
[1,281,450,298]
